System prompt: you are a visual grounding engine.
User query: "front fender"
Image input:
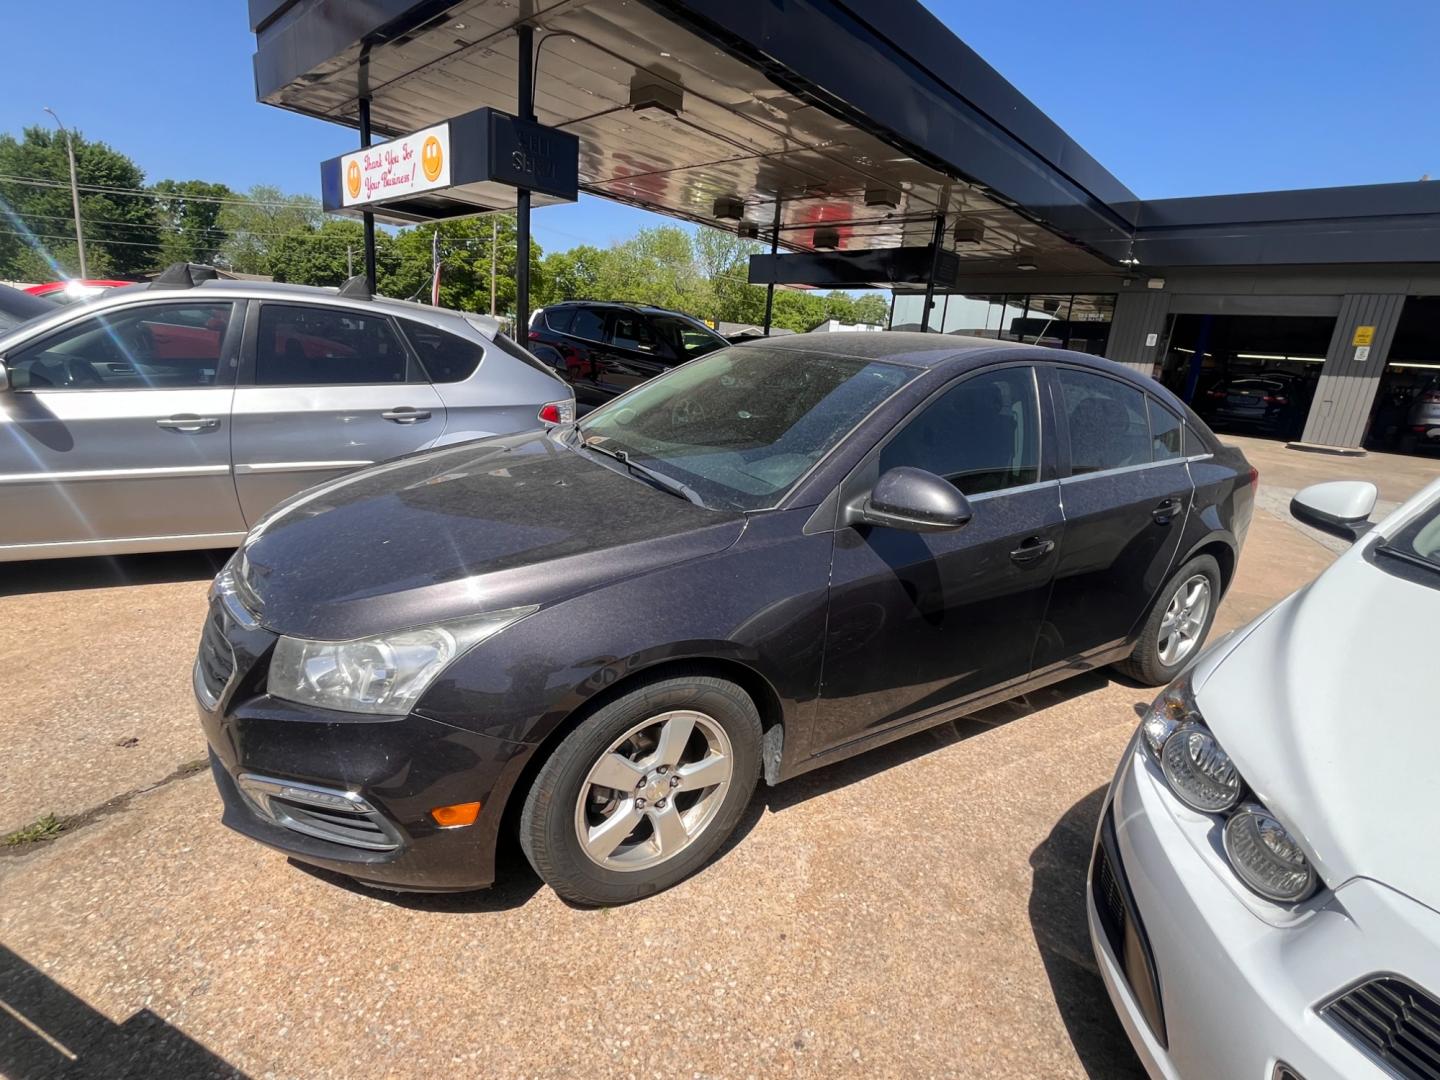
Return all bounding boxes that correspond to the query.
[412,509,832,749]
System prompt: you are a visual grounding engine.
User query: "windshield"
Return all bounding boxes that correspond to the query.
[1386,499,1440,576]
[577,345,915,511]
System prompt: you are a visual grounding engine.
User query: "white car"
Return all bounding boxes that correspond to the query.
[1090,474,1440,1079]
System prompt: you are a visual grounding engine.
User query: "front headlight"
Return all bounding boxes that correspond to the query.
[266,606,535,716]
[1223,804,1318,903]
[1138,671,1318,904]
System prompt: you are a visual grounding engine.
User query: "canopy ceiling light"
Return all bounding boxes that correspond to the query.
[713,195,745,220]
[813,226,840,249]
[736,221,759,239]
[864,184,901,209]
[1015,257,1038,271]
[628,75,683,116]
[953,221,986,245]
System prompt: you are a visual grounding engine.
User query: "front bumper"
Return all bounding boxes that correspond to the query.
[195,598,532,892]
[1088,732,1413,1079]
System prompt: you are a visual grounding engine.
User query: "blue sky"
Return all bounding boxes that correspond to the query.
[1,0,1435,253]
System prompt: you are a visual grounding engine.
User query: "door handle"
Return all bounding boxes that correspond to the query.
[156,415,219,432]
[1010,536,1056,564]
[1152,497,1184,524]
[381,408,432,424]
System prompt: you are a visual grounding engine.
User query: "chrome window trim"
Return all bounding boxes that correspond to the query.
[1058,459,1173,485]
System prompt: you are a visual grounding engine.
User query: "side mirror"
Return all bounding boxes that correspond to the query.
[0,360,9,392]
[853,466,973,533]
[1290,480,1378,542]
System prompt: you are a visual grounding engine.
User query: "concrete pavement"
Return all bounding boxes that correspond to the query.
[0,435,1430,1078]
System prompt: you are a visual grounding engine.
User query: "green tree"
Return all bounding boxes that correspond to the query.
[771,288,830,332]
[217,185,321,275]
[0,125,160,280]
[853,293,890,327]
[150,179,234,267]
[693,227,763,323]
[596,226,711,315]
[539,244,610,306]
[268,218,399,287]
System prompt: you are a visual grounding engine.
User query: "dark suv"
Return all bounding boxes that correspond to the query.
[527,301,727,411]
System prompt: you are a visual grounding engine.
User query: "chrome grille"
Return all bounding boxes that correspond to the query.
[1324,975,1440,1080]
[193,609,236,709]
[237,774,402,852]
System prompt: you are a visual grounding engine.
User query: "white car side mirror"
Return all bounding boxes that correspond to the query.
[1290,480,1379,542]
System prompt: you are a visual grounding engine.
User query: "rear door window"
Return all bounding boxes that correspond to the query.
[609,314,658,354]
[568,306,607,342]
[1057,368,1151,474]
[1148,398,1183,461]
[254,304,408,386]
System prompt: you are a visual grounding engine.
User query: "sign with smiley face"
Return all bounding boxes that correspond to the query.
[337,122,451,208]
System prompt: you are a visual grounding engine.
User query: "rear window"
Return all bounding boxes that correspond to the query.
[490,331,567,383]
[399,321,485,383]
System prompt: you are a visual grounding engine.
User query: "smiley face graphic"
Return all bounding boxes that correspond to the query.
[421,136,444,182]
[345,160,361,199]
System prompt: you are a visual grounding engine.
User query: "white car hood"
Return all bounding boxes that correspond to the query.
[1194,487,1440,908]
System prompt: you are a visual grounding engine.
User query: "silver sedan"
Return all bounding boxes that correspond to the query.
[0,277,573,561]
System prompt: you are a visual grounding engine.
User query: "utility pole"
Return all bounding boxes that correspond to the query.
[490,217,498,317]
[43,108,87,279]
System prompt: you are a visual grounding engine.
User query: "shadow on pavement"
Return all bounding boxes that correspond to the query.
[0,944,247,1079]
[1028,786,1146,1080]
[0,549,232,597]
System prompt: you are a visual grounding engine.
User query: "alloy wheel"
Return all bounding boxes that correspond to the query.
[1157,573,1211,667]
[573,710,733,872]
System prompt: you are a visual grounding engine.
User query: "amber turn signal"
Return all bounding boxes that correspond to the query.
[430,801,481,828]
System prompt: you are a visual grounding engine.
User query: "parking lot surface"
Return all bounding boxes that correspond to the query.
[0,436,1428,1078]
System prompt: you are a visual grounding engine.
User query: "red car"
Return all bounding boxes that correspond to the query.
[23,279,133,306]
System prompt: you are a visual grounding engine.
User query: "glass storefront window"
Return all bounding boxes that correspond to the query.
[889,290,1115,355]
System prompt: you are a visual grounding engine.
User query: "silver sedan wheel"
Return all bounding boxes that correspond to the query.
[574,710,733,872]
[1158,573,1212,667]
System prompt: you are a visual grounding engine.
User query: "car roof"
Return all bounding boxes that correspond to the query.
[0,277,502,348]
[541,299,711,321]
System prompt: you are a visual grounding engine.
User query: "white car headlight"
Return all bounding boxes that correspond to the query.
[1223,805,1318,903]
[1138,670,1318,904]
[267,606,535,716]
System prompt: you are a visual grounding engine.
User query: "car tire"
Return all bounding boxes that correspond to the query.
[1114,554,1222,687]
[519,671,762,906]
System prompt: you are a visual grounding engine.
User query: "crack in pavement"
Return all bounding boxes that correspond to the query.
[0,758,209,859]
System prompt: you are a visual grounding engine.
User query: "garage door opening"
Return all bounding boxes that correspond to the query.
[1364,296,1440,455]
[1156,314,1335,441]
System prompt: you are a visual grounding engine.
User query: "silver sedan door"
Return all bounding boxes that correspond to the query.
[0,299,246,560]
[229,301,445,522]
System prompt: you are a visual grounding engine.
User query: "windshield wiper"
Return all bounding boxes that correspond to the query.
[581,438,706,507]
[1373,541,1440,577]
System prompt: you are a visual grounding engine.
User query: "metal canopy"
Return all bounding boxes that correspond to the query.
[251,0,1440,284]
[251,0,1120,285]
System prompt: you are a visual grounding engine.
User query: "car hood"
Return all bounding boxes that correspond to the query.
[238,430,744,640]
[1195,520,1440,907]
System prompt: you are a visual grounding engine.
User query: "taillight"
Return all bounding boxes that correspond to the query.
[528,330,542,342]
[1207,390,1226,399]
[1248,466,1260,489]
[1423,391,1440,404]
[539,399,575,425]
[1263,395,1288,405]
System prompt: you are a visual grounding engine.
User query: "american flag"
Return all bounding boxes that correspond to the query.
[430,229,441,306]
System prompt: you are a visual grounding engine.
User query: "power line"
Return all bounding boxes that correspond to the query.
[0,173,316,209]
